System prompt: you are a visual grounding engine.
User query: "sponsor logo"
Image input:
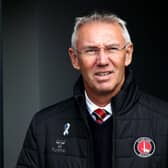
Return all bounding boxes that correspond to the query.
[52,139,66,153]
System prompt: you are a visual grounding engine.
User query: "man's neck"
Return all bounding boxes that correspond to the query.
[84,91,112,107]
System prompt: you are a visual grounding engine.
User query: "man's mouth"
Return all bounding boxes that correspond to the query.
[95,71,113,76]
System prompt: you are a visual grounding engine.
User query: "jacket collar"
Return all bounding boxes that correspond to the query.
[111,68,141,115]
[73,68,141,115]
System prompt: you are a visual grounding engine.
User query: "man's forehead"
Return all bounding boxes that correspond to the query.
[77,22,124,38]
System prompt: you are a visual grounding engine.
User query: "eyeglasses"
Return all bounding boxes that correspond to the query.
[76,43,128,56]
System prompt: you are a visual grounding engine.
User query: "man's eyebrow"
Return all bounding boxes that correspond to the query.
[105,43,120,47]
[82,45,99,49]
[82,43,121,48]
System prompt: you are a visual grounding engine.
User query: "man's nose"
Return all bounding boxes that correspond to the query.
[96,49,109,66]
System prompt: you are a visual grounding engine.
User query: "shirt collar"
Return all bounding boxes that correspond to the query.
[84,90,112,115]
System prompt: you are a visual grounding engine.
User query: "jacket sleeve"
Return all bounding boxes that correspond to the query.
[16,116,40,168]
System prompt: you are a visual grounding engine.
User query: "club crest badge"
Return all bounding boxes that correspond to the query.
[133,137,155,158]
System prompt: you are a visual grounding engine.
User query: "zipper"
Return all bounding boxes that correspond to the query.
[112,109,116,168]
[87,133,94,168]
[77,97,95,168]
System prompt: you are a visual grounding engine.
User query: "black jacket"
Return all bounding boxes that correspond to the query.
[16,70,168,168]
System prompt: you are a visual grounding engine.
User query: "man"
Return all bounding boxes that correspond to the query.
[16,12,168,168]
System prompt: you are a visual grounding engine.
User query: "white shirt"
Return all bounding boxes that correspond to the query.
[84,91,112,122]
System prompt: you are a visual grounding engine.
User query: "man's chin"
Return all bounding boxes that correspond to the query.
[95,87,114,95]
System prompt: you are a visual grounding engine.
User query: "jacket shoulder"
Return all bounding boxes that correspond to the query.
[32,97,77,125]
[139,92,168,117]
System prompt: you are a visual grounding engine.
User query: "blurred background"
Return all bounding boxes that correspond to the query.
[1,0,168,167]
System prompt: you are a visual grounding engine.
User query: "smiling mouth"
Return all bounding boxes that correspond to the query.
[95,71,113,76]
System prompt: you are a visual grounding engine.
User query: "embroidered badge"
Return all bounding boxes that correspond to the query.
[133,137,155,158]
[63,122,71,136]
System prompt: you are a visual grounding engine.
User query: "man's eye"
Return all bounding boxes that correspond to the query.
[85,49,98,54]
[108,47,118,52]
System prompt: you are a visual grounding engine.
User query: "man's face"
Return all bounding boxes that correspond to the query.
[69,22,133,97]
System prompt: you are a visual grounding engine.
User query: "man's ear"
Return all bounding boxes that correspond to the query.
[125,43,133,66]
[68,48,80,70]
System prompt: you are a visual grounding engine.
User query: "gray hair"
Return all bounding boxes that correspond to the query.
[71,12,132,49]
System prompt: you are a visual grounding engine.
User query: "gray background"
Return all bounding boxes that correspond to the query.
[2,0,168,168]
